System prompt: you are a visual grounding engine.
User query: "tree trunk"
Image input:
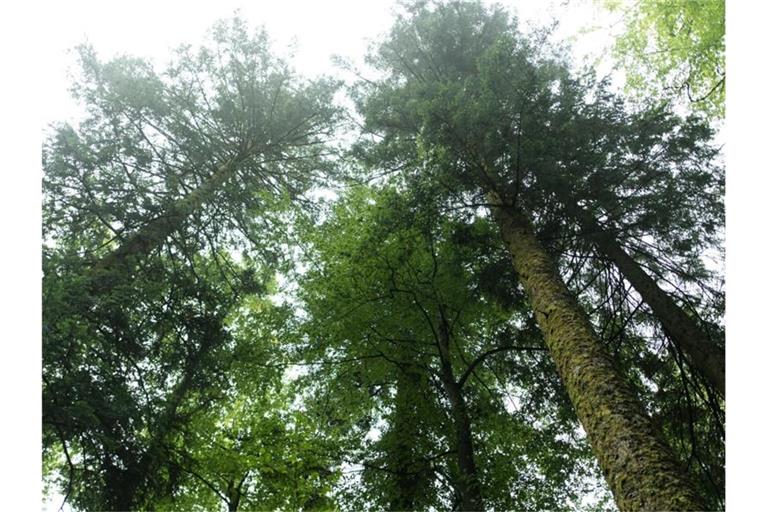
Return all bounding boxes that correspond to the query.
[443,379,483,512]
[92,152,243,281]
[226,477,242,512]
[104,457,143,512]
[436,314,484,512]
[578,213,725,395]
[389,370,426,511]
[487,191,703,512]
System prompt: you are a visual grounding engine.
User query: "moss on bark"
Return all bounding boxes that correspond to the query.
[91,154,242,285]
[487,191,703,512]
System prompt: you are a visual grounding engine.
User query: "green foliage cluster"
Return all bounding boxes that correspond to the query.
[295,186,607,510]
[600,0,725,119]
[43,18,343,511]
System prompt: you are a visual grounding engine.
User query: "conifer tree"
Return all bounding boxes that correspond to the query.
[353,2,720,509]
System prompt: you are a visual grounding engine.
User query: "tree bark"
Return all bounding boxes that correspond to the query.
[577,213,725,395]
[388,370,424,511]
[487,191,703,512]
[443,379,483,512]
[93,153,243,279]
[226,477,242,512]
[104,464,142,512]
[436,313,484,512]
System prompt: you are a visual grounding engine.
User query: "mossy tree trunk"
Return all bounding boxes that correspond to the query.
[577,213,725,396]
[487,191,703,512]
[93,152,244,280]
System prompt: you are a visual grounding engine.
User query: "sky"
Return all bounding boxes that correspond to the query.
[37,0,621,127]
[1,0,765,510]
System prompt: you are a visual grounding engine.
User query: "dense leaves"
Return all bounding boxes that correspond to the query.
[353,1,723,509]
[296,187,608,510]
[43,18,342,511]
[600,0,725,120]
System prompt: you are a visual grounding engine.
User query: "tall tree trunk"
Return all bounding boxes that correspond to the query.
[443,379,483,512]
[436,313,484,512]
[92,152,244,281]
[124,325,220,510]
[487,191,703,512]
[226,477,242,512]
[577,212,725,395]
[104,464,141,512]
[389,370,424,511]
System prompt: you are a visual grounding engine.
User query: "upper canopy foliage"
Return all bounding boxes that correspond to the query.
[600,0,725,120]
[44,17,341,267]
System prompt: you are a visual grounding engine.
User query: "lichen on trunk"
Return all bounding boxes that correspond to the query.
[487,191,703,512]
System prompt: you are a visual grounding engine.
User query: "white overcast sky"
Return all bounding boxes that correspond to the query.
[37,0,620,127]
[1,1,765,510]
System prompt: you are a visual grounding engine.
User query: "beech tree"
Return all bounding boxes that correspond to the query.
[600,0,725,119]
[296,186,611,511]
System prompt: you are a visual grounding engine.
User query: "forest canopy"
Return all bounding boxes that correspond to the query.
[42,2,724,511]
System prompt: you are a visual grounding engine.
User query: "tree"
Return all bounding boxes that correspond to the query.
[42,4,725,511]
[516,76,725,396]
[43,251,258,510]
[353,2,718,509]
[44,17,340,290]
[152,307,343,512]
[600,0,725,119]
[297,186,610,511]
[42,17,340,510]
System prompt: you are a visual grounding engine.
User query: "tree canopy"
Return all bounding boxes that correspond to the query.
[42,2,725,511]
[599,0,725,120]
